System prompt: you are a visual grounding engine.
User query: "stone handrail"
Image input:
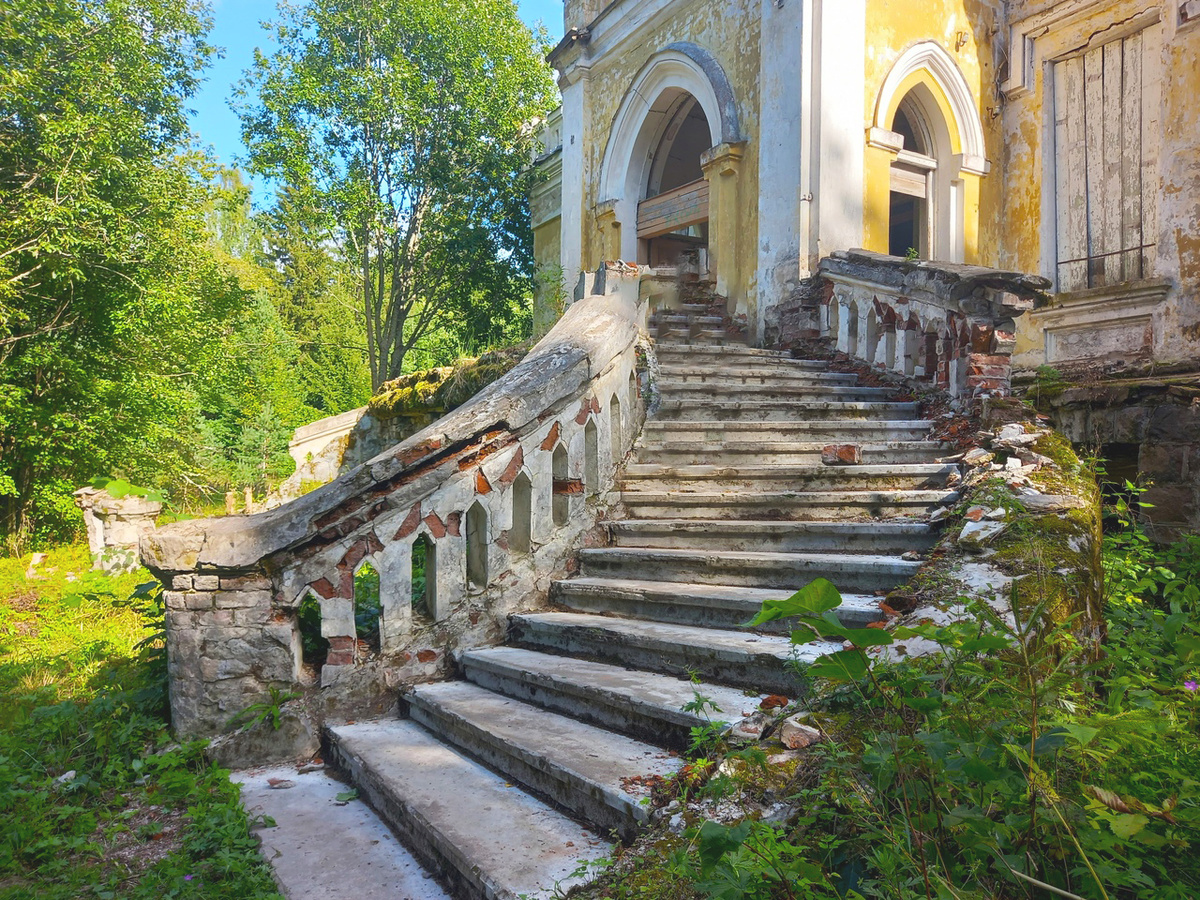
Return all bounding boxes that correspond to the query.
[143,266,646,738]
[816,250,1050,400]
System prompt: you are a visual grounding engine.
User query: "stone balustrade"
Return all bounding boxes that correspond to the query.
[814,250,1049,400]
[142,266,646,739]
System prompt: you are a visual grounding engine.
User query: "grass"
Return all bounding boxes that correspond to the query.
[0,546,282,900]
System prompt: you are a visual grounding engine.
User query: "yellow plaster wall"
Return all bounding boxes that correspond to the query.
[532,218,563,334]
[579,0,761,305]
[861,0,1004,265]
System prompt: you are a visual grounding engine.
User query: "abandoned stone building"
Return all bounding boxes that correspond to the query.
[533,0,1200,531]
[144,1,1198,895]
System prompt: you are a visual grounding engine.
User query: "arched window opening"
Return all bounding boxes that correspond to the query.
[610,394,623,463]
[412,534,435,622]
[847,301,860,357]
[887,86,956,261]
[584,419,599,496]
[466,501,488,589]
[904,319,921,376]
[552,444,569,527]
[511,472,533,556]
[354,562,381,654]
[828,297,841,345]
[864,311,880,366]
[296,592,329,677]
[639,95,713,268]
[628,370,639,415]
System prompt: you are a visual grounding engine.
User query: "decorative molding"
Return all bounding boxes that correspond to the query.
[872,41,989,168]
[1031,279,1170,363]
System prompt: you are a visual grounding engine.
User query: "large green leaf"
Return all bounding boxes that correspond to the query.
[746,578,843,626]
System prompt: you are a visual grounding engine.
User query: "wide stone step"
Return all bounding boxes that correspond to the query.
[655,365,858,386]
[620,488,958,520]
[606,519,939,554]
[550,576,884,632]
[579,547,920,593]
[632,440,952,466]
[619,462,957,493]
[641,419,936,443]
[326,719,611,900]
[405,681,681,841]
[657,380,894,402]
[655,399,922,422]
[509,612,840,695]
[459,646,761,751]
[654,344,820,365]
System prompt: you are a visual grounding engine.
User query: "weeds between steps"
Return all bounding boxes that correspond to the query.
[568,508,1200,900]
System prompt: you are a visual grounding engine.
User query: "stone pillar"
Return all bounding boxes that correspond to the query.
[555,45,592,290]
[700,141,748,311]
[163,570,296,739]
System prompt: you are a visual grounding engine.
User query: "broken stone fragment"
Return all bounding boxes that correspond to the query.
[958,519,1007,551]
[962,447,994,466]
[928,506,951,523]
[901,550,923,561]
[821,443,862,466]
[1018,491,1087,512]
[984,507,1007,521]
[728,710,771,742]
[964,505,987,522]
[779,715,824,749]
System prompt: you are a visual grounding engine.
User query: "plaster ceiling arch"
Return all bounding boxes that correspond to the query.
[873,40,988,175]
[598,42,741,205]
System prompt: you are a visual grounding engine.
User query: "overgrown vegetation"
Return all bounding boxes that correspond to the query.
[577,504,1199,900]
[0,549,281,899]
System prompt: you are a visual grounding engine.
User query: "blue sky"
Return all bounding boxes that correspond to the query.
[190,1,563,197]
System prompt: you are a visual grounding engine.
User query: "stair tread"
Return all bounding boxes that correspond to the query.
[623,462,955,476]
[608,519,933,533]
[512,611,841,662]
[410,681,683,813]
[555,575,882,610]
[461,646,762,728]
[581,546,920,568]
[328,719,610,899]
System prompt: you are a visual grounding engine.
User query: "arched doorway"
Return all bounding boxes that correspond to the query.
[887,86,952,259]
[639,95,713,268]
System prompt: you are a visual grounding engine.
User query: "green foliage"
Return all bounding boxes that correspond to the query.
[238,0,556,389]
[0,548,281,898]
[227,686,302,734]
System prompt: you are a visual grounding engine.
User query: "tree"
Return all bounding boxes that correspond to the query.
[238,0,556,390]
[0,0,242,544]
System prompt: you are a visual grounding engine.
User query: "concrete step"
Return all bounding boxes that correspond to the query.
[509,612,841,695]
[606,519,939,554]
[619,462,958,493]
[632,440,952,466]
[654,344,819,365]
[405,681,682,841]
[640,419,936,443]
[459,646,761,751]
[620,488,958,520]
[656,380,894,402]
[655,399,922,422]
[579,547,920,593]
[326,719,611,900]
[551,576,883,632]
[656,367,860,387]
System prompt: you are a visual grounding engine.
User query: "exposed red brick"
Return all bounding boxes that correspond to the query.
[393,503,423,540]
[575,399,593,424]
[468,612,480,625]
[325,651,354,667]
[969,353,1012,367]
[314,508,341,530]
[339,569,354,599]
[423,513,447,539]
[497,446,525,485]
[970,364,1010,379]
[310,578,338,599]
[495,532,510,551]
[822,444,862,466]
[395,437,443,467]
[540,421,561,450]
[416,649,438,663]
[446,512,462,537]
[970,324,994,354]
[328,636,356,651]
[475,469,493,495]
[591,397,602,415]
[339,542,369,573]
[553,478,584,495]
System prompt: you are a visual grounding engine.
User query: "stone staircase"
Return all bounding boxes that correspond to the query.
[325,310,959,899]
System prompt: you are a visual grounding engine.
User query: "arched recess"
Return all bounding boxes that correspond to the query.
[599,43,741,265]
[867,41,989,263]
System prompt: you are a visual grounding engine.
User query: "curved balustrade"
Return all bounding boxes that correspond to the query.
[143,266,646,738]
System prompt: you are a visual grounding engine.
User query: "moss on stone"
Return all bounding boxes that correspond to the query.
[367,344,530,421]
